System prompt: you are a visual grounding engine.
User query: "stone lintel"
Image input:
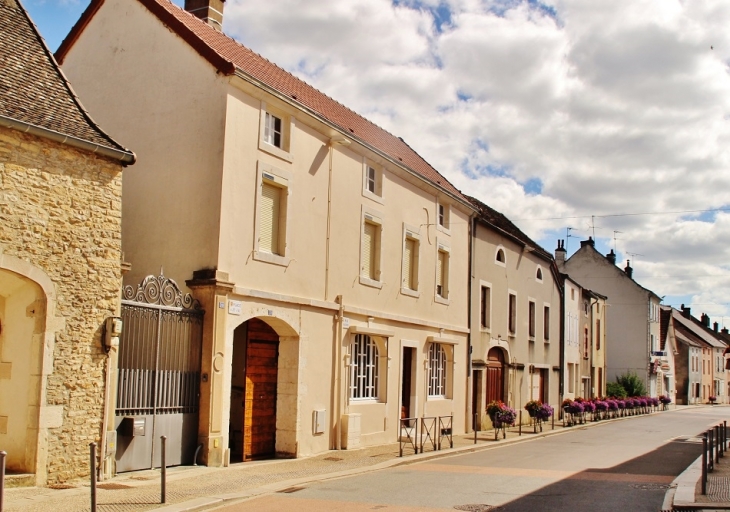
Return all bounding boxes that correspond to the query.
[186,268,234,291]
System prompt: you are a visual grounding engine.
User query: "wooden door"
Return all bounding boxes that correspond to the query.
[401,347,413,419]
[485,348,504,405]
[243,320,279,460]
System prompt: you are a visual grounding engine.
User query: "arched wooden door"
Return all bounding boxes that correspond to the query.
[485,348,505,405]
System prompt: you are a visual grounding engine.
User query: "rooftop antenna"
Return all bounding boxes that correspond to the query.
[591,215,596,239]
[613,230,622,252]
[626,251,644,264]
[566,227,577,252]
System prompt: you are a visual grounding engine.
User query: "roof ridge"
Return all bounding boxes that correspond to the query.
[15,0,130,154]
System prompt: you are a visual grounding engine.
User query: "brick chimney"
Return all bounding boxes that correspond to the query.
[722,327,729,335]
[555,239,566,268]
[714,321,719,333]
[681,304,691,318]
[606,249,616,265]
[580,237,595,248]
[701,313,710,328]
[185,0,225,31]
[624,260,633,279]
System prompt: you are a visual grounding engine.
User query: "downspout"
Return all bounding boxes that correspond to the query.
[99,347,114,481]
[589,297,598,396]
[334,295,344,450]
[0,115,135,164]
[558,277,565,408]
[325,137,351,301]
[466,214,475,431]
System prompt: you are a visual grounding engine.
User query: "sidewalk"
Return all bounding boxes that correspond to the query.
[3,407,685,512]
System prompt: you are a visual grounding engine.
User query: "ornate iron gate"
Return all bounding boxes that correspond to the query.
[114,274,204,473]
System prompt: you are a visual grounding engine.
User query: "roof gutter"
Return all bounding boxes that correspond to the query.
[231,69,474,212]
[0,115,136,165]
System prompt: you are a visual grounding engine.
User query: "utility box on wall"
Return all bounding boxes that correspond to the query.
[340,413,361,449]
[312,409,326,435]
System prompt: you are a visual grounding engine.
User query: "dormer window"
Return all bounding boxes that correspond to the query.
[362,160,383,202]
[264,112,282,148]
[259,102,293,162]
[436,202,450,234]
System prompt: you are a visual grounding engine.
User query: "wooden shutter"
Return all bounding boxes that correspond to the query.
[362,222,376,279]
[403,238,414,289]
[436,250,444,295]
[260,182,280,254]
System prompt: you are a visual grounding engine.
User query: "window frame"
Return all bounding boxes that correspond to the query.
[535,265,543,282]
[253,162,292,267]
[508,291,517,335]
[400,224,420,297]
[479,281,492,331]
[495,245,506,267]
[359,207,384,289]
[349,334,380,401]
[435,240,450,305]
[528,299,536,339]
[258,101,294,163]
[427,343,447,398]
[595,319,601,350]
[362,159,384,203]
[436,201,451,234]
[543,304,550,342]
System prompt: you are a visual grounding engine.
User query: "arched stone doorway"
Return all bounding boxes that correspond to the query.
[485,347,505,405]
[0,268,45,474]
[229,317,298,462]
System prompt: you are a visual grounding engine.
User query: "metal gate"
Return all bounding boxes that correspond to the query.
[114,274,204,473]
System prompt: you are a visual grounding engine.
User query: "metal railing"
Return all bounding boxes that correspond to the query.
[399,415,454,457]
[701,420,727,494]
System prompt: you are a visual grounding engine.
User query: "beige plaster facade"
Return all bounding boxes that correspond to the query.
[61,0,472,468]
[470,216,561,429]
[0,126,124,483]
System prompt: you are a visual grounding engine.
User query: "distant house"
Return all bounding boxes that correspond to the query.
[558,238,664,396]
[664,306,702,404]
[0,0,134,484]
[468,196,561,428]
[58,0,474,471]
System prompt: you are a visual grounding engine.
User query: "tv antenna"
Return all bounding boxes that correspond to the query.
[613,230,622,252]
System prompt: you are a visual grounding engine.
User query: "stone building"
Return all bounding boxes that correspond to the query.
[0,0,134,484]
[58,0,473,470]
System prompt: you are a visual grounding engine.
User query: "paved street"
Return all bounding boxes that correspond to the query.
[209,407,727,512]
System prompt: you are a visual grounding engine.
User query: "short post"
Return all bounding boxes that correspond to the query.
[725,421,728,452]
[1,450,7,512]
[518,411,522,436]
[710,429,715,469]
[552,408,555,430]
[716,426,721,463]
[161,436,167,504]
[702,432,708,494]
[474,413,478,445]
[90,443,97,512]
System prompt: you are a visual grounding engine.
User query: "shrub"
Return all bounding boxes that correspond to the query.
[616,372,647,397]
[606,382,627,398]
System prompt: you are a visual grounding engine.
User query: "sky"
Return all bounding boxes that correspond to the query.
[25,0,730,327]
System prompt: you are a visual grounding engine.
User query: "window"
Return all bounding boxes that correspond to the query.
[361,217,382,284]
[428,343,447,397]
[401,229,420,294]
[543,306,550,341]
[495,247,506,265]
[350,334,379,400]
[259,102,293,162]
[528,300,536,338]
[583,327,589,358]
[435,245,450,301]
[536,267,543,282]
[437,203,450,231]
[254,163,291,266]
[650,334,655,352]
[584,300,590,316]
[571,288,575,300]
[264,112,282,148]
[568,363,575,393]
[508,293,516,334]
[480,285,491,329]
[363,160,383,202]
[595,319,601,350]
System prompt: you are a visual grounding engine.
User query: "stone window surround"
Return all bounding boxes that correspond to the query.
[253,161,292,267]
[258,101,294,163]
[400,223,420,298]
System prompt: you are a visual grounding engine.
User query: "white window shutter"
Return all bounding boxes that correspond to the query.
[403,238,414,288]
[362,222,375,279]
[260,182,280,254]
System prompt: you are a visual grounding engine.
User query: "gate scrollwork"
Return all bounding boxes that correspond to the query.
[123,273,201,310]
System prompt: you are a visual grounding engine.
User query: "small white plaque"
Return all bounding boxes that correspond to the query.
[228,300,242,315]
[218,301,225,309]
[342,317,350,329]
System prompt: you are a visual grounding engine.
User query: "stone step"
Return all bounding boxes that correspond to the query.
[4,473,35,488]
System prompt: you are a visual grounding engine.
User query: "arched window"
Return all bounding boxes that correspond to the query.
[350,334,379,400]
[536,267,543,281]
[428,343,447,397]
[495,248,505,264]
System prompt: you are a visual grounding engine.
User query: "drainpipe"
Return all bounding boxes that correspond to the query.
[325,137,351,301]
[466,214,475,431]
[558,278,565,406]
[99,346,115,481]
[334,295,344,450]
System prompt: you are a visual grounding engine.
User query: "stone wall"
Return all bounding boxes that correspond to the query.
[0,125,123,483]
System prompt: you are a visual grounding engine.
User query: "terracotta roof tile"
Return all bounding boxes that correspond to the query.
[0,0,128,152]
[109,0,467,202]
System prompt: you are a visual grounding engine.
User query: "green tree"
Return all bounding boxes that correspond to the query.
[606,382,627,398]
[616,371,647,397]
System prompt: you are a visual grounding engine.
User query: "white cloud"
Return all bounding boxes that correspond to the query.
[222,0,730,321]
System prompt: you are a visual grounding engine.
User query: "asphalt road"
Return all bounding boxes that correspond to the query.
[210,407,727,511]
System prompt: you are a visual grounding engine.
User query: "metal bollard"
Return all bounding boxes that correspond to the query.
[518,411,522,436]
[90,443,97,512]
[703,432,708,495]
[474,413,478,444]
[716,425,721,462]
[1,450,6,512]
[552,408,555,430]
[725,421,728,452]
[161,436,167,504]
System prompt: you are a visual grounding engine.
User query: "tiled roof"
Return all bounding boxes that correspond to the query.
[671,308,726,349]
[59,0,467,203]
[0,0,129,153]
[466,194,553,262]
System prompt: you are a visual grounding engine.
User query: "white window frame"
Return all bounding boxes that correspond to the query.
[435,240,450,305]
[427,343,450,398]
[401,224,420,297]
[535,265,544,283]
[359,206,384,289]
[253,162,292,267]
[528,298,536,340]
[495,245,506,267]
[349,334,380,401]
[479,280,492,332]
[258,101,294,163]
[543,303,551,342]
[436,201,451,235]
[508,290,517,335]
[362,158,384,204]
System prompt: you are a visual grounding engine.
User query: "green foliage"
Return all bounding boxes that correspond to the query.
[616,371,647,397]
[606,382,627,398]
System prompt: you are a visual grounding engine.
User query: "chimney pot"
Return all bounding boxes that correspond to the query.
[606,249,616,265]
[701,313,710,328]
[185,0,225,30]
[681,304,691,318]
[580,237,595,248]
[624,260,633,279]
[714,321,719,332]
